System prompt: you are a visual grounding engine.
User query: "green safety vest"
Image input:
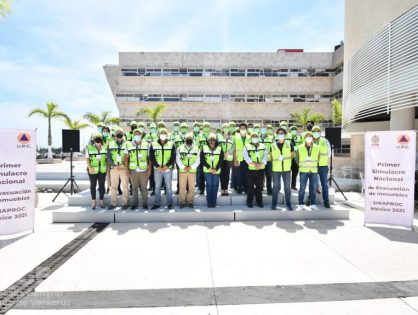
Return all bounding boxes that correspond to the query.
[173,133,185,148]
[271,142,292,172]
[178,144,199,173]
[298,144,320,173]
[202,145,222,174]
[316,137,329,166]
[245,143,266,170]
[198,133,209,149]
[234,134,250,162]
[152,140,174,169]
[125,131,134,141]
[289,134,302,152]
[217,134,234,162]
[108,140,128,166]
[127,141,149,171]
[144,133,159,143]
[86,144,108,174]
[259,135,273,161]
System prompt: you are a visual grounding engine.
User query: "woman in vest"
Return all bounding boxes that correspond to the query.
[296,132,320,211]
[86,132,108,209]
[125,129,151,210]
[218,123,234,196]
[271,127,295,210]
[243,133,268,208]
[200,133,224,208]
[176,133,200,208]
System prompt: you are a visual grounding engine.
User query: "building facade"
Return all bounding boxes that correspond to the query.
[104,49,344,126]
[343,0,418,131]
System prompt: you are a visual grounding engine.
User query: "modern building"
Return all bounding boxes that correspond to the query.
[343,0,418,132]
[104,49,344,126]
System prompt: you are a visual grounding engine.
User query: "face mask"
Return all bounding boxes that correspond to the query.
[305,137,313,144]
[252,137,259,144]
[173,126,179,132]
[307,124,313,131]
[240,129,247,136]
[139,127,145,133]
[267,128,273,134]
[291,130,297,136]
[97,127,103,133]
[150,128,156,134]
[223,128,229,134]
[254,128,260,134]
[203,127,210,133]
[261,128,267,134]
[229,127,235,134]
[194,127,200,132]
[102,132,109,138]
[160,134,167,141]
[94,137,102,143]
[181,128,188,134]
[277,134,285,141]
[116,133,123,139]
[313,132,321,138]
[134,135,142,142]
[248,128,253,133]
[186,139,193,146]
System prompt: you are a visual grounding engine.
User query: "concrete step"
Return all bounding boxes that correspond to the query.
[67,188,335,207]
[36,180,90,192]
[52,205,349,223]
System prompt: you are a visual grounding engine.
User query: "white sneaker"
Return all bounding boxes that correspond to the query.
[303,205,311,211]
[296,205,304,211]
[311,205,319,211]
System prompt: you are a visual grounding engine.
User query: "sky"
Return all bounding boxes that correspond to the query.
[0,0,344,148]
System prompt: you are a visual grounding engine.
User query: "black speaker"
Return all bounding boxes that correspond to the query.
[62,129,80,153]
[325,127,341,149]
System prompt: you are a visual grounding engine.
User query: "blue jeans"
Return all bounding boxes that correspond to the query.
[317,166,329,203]
[298,172,317,205]
[154,169,173,206]
[204,173,220,206]
[272,171,291,208]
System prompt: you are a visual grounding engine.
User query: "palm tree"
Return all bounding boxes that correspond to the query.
[290,108,325,126]
[28,102,69,159]
[331,98,342,126]
[83,111,120,126]
[136,102,166,122]
[0,0,13,19]
[62,116,90,130]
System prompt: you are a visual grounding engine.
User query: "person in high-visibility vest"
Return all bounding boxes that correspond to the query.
[229,121,238,192]
[233,123,251,194]
[176,133,200,208]
[149,128,176,210]
[288,125,301,190]
[270,127,295,210]
[244,133,268,208]
[144,122,158,195]
[86,132,108,210]
[217,123,234,196]
[260,123,274,195]
[125,129,151,210]
[312,125,331,208]
[296,132,320,210]
[125,121,138,142]
[197,122,211,194]
[200,133,224,207]
[107,128,130,210]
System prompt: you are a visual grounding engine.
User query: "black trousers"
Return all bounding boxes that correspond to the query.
[198,165,205,193]
[291,159,299,189]
[236,161,248,193]
[247,169,264,205]
[88,172,106,200]
[220,160,232,190]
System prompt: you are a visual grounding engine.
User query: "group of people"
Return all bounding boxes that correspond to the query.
[85,120,331,211]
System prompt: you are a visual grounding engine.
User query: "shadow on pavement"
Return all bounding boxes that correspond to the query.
[368,226,418,244]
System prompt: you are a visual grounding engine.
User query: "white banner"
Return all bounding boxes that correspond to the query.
[0,129,36,235]
[365,130,416,228]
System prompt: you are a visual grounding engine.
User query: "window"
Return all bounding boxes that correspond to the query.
[121,69,138,76]
[230,69,245,77]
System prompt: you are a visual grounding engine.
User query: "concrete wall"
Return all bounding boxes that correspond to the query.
[119,51,334,69]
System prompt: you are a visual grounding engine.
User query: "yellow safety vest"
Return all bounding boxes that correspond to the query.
[260,135,273,161]
[245,143,266,170]
[86,144,108,174]
[218,134,234,162]
[317,137,329,166]
[178,144,199,173]
[234,134,250,162]
[202,145,222,174]
[298,144,320,173]
[108,140,128,166]
[271,142,292,172]
[152,140,174,169]
[127,141,149,171]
